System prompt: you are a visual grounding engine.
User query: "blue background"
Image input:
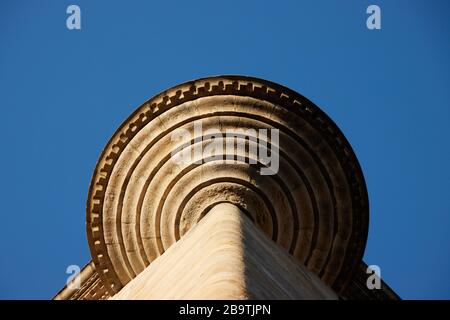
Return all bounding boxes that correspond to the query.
[1,0,449,299]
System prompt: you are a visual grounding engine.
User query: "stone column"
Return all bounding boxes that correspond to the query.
[112,203,337,300]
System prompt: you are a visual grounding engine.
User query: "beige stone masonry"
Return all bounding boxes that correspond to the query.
[112,203,337,300]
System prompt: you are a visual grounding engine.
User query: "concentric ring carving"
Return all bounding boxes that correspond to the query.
[86,76,368,295]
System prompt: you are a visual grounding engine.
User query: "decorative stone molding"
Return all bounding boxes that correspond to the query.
[85,75,369,296]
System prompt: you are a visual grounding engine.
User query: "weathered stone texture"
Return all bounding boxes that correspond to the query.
[113,204,337,300]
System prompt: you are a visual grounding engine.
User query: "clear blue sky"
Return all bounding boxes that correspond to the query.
[1,0,449,300]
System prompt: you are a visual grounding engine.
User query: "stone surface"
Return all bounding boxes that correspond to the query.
[112,203,337,300]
